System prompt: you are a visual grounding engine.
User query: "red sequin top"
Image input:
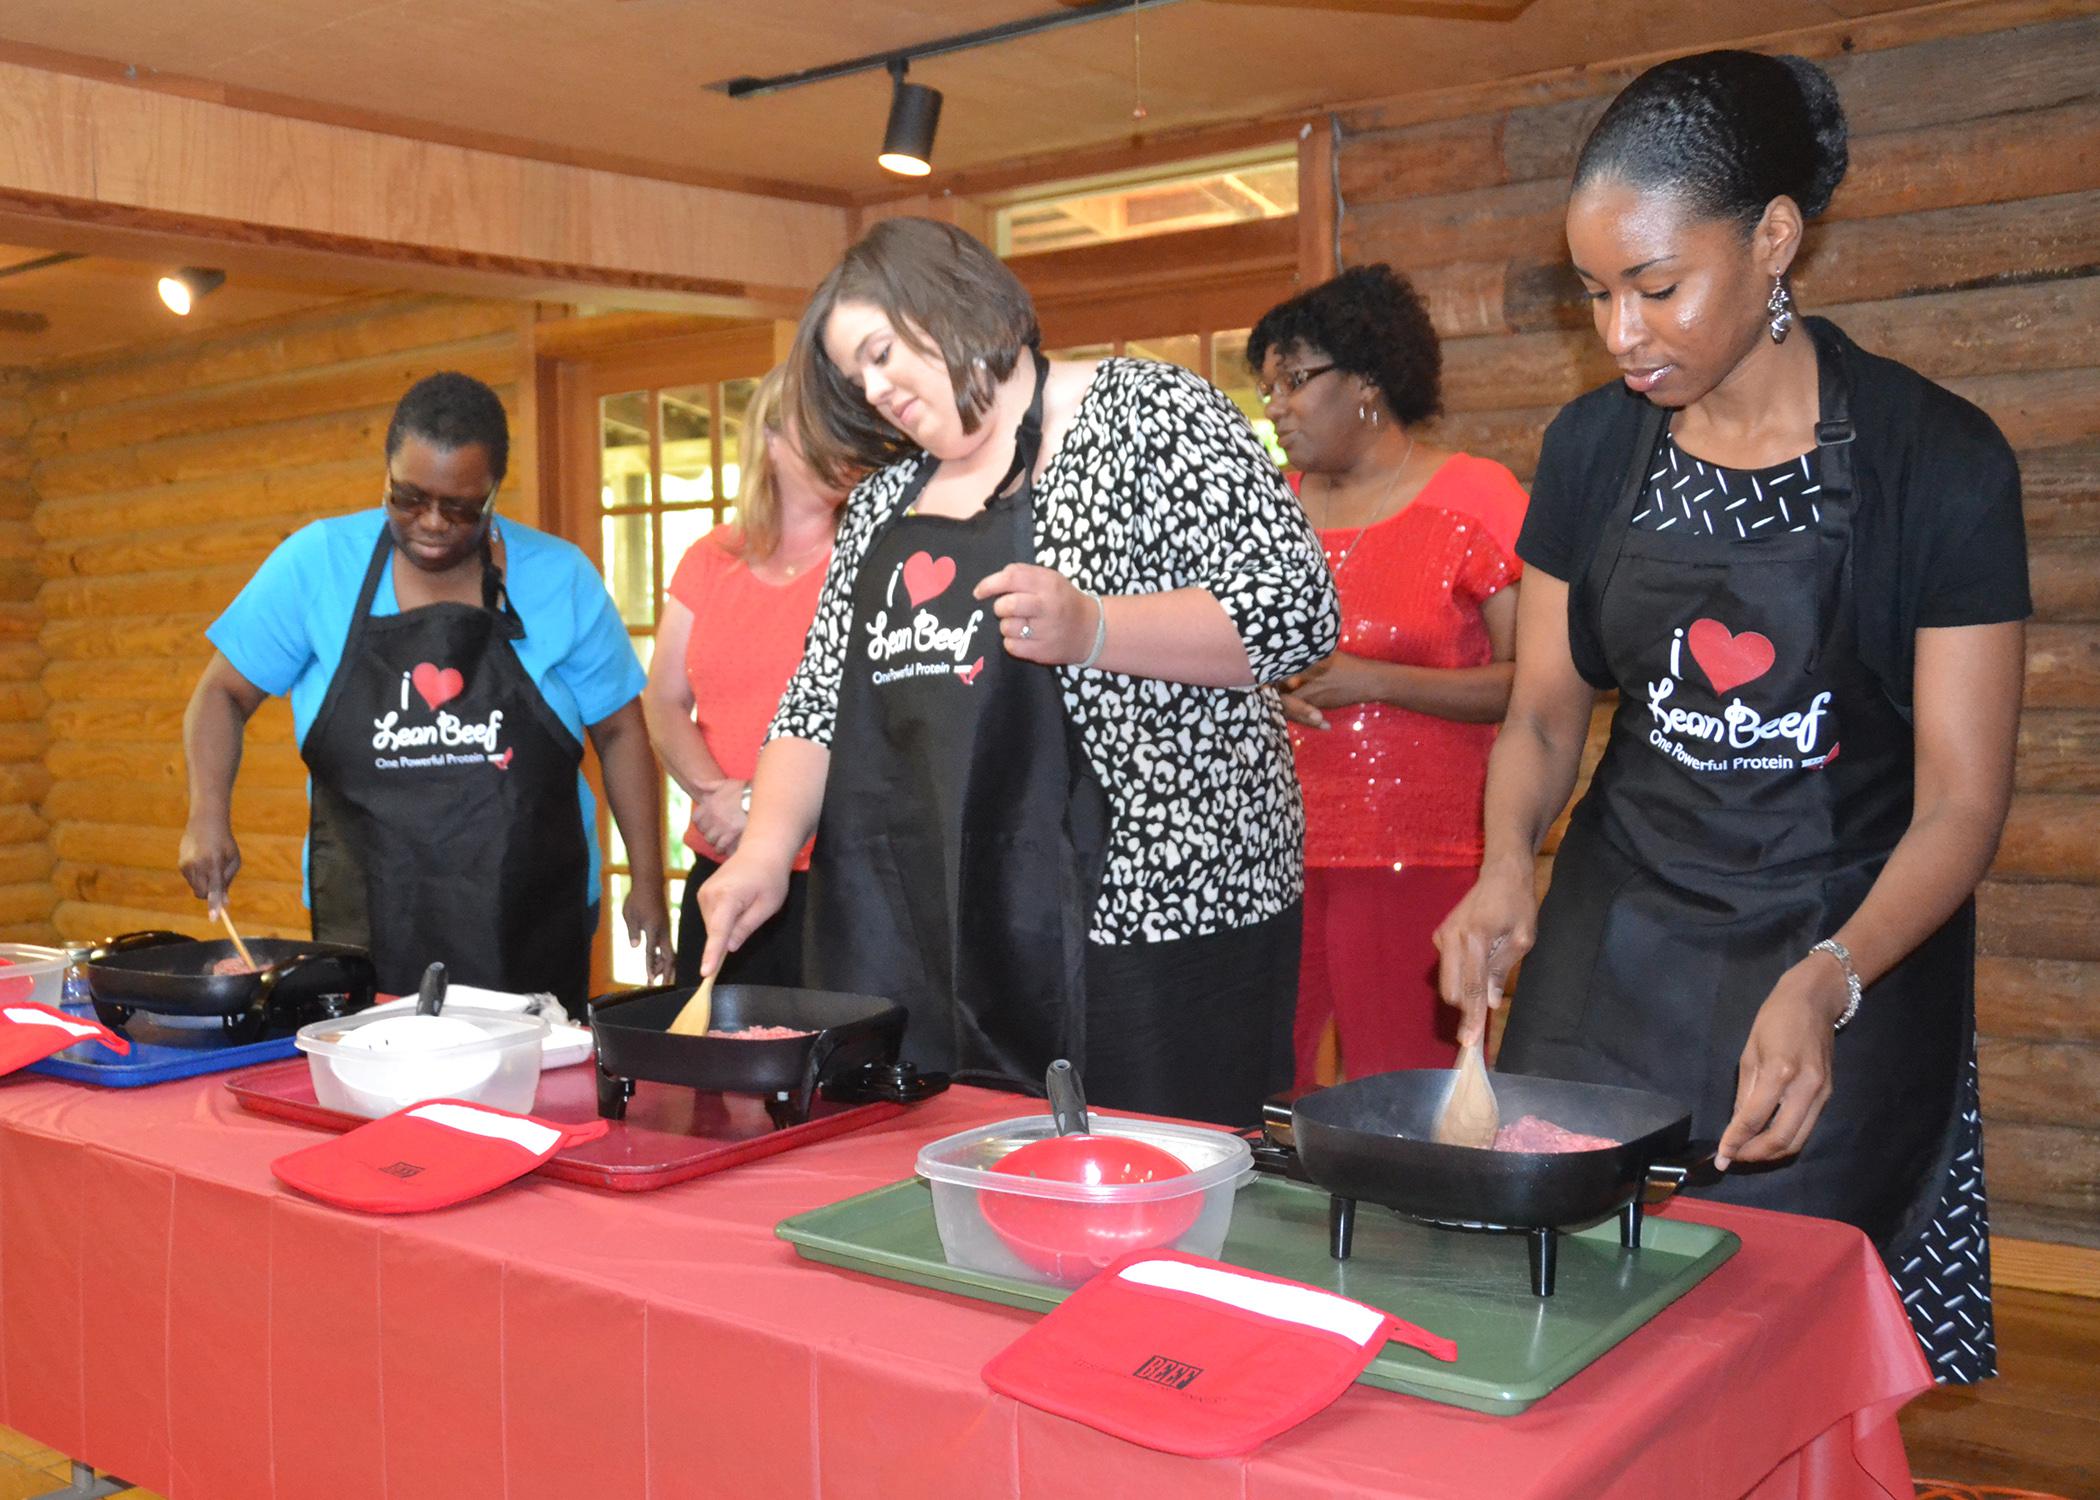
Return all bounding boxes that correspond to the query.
[1291,453,1528,868]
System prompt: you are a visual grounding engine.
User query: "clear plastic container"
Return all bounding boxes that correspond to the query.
[0,944,72,1012]
[916,1113,1253,1287]
[296,1005,547,1119]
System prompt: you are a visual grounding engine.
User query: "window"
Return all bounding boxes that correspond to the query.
[995,151,1299,256]
[592,373,764,985]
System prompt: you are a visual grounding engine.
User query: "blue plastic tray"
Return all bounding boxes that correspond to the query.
[27,1005,300,1087]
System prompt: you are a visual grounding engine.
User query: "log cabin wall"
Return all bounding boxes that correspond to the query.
[0,367,51,945]
[26,293,529,948]
[1335,9,2100,1250]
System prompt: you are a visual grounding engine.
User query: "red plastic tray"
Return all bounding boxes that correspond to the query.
[226,1058,907,1191]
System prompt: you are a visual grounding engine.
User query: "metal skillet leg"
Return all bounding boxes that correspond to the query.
[1529,1227,1559,1297]
[1620,1196,1645,1250]
[1329,1196,1356,1261]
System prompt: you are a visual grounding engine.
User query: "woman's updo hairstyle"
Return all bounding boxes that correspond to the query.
[1572,50,1849,230]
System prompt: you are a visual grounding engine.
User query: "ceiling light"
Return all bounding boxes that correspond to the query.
[157,268,226,316]
[879,61,942,177]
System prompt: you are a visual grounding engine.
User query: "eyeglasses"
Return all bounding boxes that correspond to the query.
[383,478,499,527]
[1254,364,1337,404]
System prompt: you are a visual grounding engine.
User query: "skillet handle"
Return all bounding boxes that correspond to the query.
[1642,1140,1722,1205]
[260,950,379,1015]
[87,930,189,960]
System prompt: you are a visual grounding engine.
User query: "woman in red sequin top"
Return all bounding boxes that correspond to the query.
[1248,266,1528,1084]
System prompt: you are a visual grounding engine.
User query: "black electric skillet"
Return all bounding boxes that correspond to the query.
[590,983,933,1127]
[1290,1070,1715,1295]
[80,930,378,1043]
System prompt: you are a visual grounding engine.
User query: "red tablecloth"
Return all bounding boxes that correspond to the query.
[0,1073,1931,1500]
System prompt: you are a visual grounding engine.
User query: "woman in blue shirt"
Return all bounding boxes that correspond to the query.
[180,373,671,1011]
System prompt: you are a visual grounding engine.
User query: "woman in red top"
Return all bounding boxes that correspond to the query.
[1248,265,1528,1083]
[643,366,848,986]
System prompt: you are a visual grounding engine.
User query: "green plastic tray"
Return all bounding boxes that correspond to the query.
[777,1174,1737,1415]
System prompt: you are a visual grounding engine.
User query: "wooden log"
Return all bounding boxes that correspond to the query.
[0,478,34,523]
[42,513,314,584]
[37,565,256,622]
[30,338,518,461]
[43,700,186,746]
[1791,191,2100,313]
[0,923,60,947]
[44,733,306,791]
[29,296,519,420]
[1991,794,2100,884]
[1349,97,2100,273]
[40,614,218,664]
[32,403,402,503]
[0,682,47,724]
[2020,441,2100,540]
[54,900,303,947]
[1336,114,1507,205]
[1424,405,1557,481]
[53,822,306,887]
[52,861,306,929]
[0,604,40,639]
[1983,1120,2100,1221]
[0,883,57,926]
[1988,1203,2100,1250]
[34,461,373,546]
[0,807,47,846]
[0,846,53,887]
[2030,539,2100,623]
[0,762,51,805]
[1439,325,1615,416]
[0,518,35,564]
[40,778,308,838]
[2027,626,2100,710]
[2016,709,2100,793]
[0,643,42,682]
[1979,1038,2100,1131]
[42,658,206,705]
[1977,958,2100,1045]
[1946,368,2100,454]
[0,723,46,762]
[1977,880,2100,961]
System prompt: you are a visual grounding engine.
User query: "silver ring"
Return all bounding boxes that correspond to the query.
[1019,623,1034,640]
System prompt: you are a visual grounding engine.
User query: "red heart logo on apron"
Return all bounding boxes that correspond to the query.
[411,662,465,711]
[1686,619,1776,695]
[902,551,956,608]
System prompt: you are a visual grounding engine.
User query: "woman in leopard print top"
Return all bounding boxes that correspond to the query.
[699,218,1338,1124]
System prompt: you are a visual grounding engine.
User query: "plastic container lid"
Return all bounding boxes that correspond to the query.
[917,1113,1252,1205]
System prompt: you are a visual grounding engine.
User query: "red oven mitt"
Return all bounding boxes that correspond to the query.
[982,1248,1455,1458]
[0,1003,131,1075]
[272,1099,609,1213]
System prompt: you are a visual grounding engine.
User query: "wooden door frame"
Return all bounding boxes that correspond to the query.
[537,318,794,995]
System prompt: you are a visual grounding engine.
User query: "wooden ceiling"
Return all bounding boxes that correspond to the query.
[0,245,365,365]
[0,0,1926,200]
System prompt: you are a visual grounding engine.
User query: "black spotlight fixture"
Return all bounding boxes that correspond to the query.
[878,60,942,178]
[157,267,226,316]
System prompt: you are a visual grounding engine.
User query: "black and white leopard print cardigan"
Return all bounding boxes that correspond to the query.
[770,357,1340,945]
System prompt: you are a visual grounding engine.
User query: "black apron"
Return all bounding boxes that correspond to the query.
[804,352,1109,1077]
[302,526,593,1009]
[1502,328,1969,1255]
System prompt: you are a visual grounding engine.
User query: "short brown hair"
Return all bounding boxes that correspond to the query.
[790,217,1040,487]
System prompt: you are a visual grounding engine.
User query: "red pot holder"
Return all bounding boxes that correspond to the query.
[982,1248,1456,1457]
[0,1003,130,1076]
[271,1100,609,1213]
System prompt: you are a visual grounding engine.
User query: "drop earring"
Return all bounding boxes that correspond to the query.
[1767,273,1795,343]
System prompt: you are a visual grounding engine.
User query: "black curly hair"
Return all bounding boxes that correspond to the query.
[1244,264,1441,426]
[1573,50,1850,231]
[385,371,510,484]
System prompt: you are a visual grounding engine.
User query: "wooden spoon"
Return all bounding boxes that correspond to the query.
[666,969,718,1038]
[216,906,260,975]
[1433,978,1502,1149]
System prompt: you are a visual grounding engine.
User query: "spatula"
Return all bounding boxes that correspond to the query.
[1433,977,1501,1149]
[215,905,259,974]
[666,969,718,1039]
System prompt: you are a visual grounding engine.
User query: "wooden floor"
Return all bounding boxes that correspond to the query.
[1899,1287,2100,1500]
[0,1289,2091,1497]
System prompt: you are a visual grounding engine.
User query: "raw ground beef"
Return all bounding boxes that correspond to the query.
[1491,1115,1619,1153]
[703,1025,811,1040]
[208,956,261,976]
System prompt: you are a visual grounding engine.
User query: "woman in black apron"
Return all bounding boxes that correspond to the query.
[1434,54,2027,1384]
[699,219,1338,1125]
[182,373,672,1012]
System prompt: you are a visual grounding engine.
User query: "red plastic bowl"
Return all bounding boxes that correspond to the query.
[978,1134,1200,1281]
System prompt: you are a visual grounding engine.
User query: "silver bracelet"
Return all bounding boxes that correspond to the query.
[1077,589,1108,670]
[1809,938,1862,1030]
